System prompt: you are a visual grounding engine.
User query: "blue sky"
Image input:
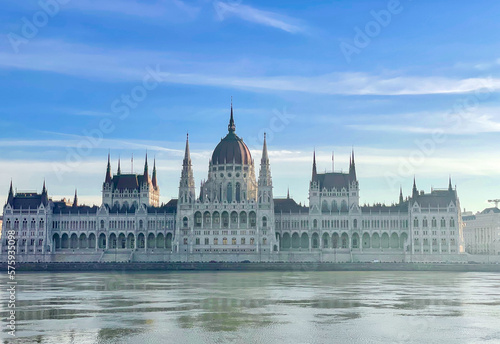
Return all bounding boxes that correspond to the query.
[1,0,500,212]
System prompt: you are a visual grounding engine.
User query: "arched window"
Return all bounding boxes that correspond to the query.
[231,212,238,224]
[413,218,419,228]
[313,219,318,229]
[31,219,36,229]
[100,220,105,229]
[223,237,228,245]
[353,219,358,229]
[262,216,267,228]
[232,238,236,245]
[22,219,28,230]
[441,217,446,228]
[263,238,267,245]
[235,183,241,202]
[432,217,437,228]
[332,200,338,211]
[341,200,348,212]
[322,200,329,213]
[450,218,455,227]
[183,217,188,228]
[422,218,428,227]
[250,238,255,245]
[227,183,233,203]
[213,238,218,245]
[139,220,143,229]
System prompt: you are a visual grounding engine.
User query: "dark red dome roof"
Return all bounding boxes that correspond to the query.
[211,104,252,165]
[212,132,252,165]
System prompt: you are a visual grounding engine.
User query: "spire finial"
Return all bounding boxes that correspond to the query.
[228,98,235,133]
[117,156,121,175]
[7,179,14,204]
[105,152,112,183]
[312,149,317,181]
[287,187,290,199]
[152,156,158,188]
[412,176,418,198]
[261,132,269,163]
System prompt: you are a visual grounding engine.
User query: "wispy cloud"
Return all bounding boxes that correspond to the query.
[348,107,500,135]
[213,1,304,34]
[1,41,500,96]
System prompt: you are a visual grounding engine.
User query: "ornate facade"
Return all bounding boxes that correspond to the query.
[0,105,465,263]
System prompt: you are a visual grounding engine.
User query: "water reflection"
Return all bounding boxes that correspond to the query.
[0,271,499,344]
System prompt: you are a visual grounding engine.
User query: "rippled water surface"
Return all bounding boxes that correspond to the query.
[1,271,500,343]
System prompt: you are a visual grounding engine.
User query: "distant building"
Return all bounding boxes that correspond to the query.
[462,208,500,255]
[0,104,465,263]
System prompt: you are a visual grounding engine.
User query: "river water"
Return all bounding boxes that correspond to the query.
[1,271,500,344]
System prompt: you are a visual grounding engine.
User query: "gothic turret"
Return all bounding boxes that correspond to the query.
[105,153,112,184]
[41,180,49,206]
[7,180,14,205]
[258,133,272,187]
[399,186,404,204]
[412,177,418,198]
[349,150,357,181]
[312,150,317,181]
[143,153,150,184]
[448,176,453,192]
[179,133,195,204]
[73,189,78,207]
[258,133,273,206]
[117,158,121,175]
[152,158,158,189]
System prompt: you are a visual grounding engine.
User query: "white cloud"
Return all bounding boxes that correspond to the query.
[213,1,304,33]
[348,107,500,135]
[1,41,500,96]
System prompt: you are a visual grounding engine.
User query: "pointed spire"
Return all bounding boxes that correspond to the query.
[399,186,404,204]
[73,189,78,207]
[41,180,48,206]
[258,133,272,189]
[152,157,157,188]
[332,151,334,172]
[261,132,269,163]
[117,157,121,175]
[184,133,191,164]
[349,149,357,181]
[448,176,453,191]
[287,187,290,199]
[143,152,150,184]
[412,176,418,198]
[312,150,317,181]
[105,152,112,183]
[7,180,14,205]
[180,133,195,203]
[228,97,235,133]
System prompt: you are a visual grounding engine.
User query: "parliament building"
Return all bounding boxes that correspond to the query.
[1,105,466,263]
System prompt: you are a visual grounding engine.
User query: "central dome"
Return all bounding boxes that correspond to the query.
[211,105,252,165]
